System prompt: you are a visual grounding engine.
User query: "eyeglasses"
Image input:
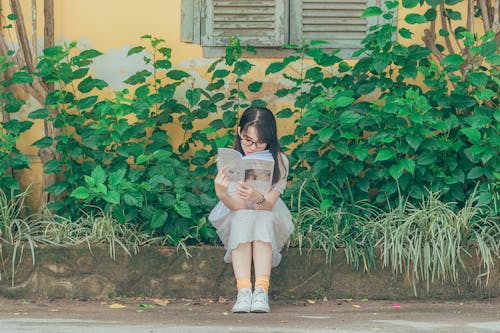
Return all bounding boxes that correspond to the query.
[239,136,267,149]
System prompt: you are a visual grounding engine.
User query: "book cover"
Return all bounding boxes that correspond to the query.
[216,148,274,192]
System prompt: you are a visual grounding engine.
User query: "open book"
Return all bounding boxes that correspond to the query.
[217,148,274,192]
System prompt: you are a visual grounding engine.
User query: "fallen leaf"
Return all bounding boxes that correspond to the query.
[109,303,127,309]
[360,298,369,302]
[138,303,155,309]
[153,298,170,306]
[218,296,228,304]
[136,309,144,313]
[322,296,329,303]
[222,312,229,316]
[352,304,361,308]
[100,302,108,305]
[306,299,316,304]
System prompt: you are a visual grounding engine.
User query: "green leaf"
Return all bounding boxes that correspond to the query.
[442,54,464,67]
[399,28,413,39]
[480,40,498,57]
[466,167,483,179]
[108,169,127,187]
[78,77,109,93]
[46,182,68,196]
[151,210,168,229]
[426,0,443,5]
[400,158,416,174]
[77,96,98,109]
[333,96,355,108]
[10,72,33,84]
[439,29,450,37]
[28,108,50,119]
[403,0,419,8]
[389,164,403,180]
[167,70,190,80]
[361,6,383,18]
[32,136,53,149]
[70,186,90,200]
[80,49,103,59]
[445,0,463,4]
[339,111,363,124]
[406,135,423,150]
[265,62,286,75]
[212,69,230,79]
[248,81,263,93]
[175,201,192,218]
[317,128,334,142]
[91,166,107,184]
[123,192,144,207]
[127,46,145,56]
[460,128,481,144]
[186,88,201,105]
[44,160,62,173]
[467,72,489,87]
[353,146,369,161]
[417,151,437,165]
[103,191,120,204]
[374,149,395,162]
[424,8,437,21]
[136,154,153,165]
[405,14,427,24]
[445,9,461,20]
[233,60,253,76]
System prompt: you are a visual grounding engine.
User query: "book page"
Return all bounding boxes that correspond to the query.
[217,148,275,192]
[217,148,243,183]
[242,159,274,193]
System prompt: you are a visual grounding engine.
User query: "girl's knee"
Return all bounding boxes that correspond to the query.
[233,242,252,251]
[253,240,272,248]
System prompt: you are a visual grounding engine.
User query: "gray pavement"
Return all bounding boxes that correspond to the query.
[0,297,498,332]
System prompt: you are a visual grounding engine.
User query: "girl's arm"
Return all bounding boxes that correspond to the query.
[237,182,281,211]
[214,168,246,210]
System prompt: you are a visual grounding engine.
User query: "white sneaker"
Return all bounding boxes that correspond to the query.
[251,287,270,313]
[232,288,252,313]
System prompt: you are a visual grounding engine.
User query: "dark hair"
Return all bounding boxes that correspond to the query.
[233,106,285,185]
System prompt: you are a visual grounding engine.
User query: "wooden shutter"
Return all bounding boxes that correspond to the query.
[290,0,378,54]
[202,0,286,47]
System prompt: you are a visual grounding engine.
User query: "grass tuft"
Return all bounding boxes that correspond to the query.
[365,189,500,295]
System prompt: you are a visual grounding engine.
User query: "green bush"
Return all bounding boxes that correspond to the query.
[270,4,499,210]
[0,54,32,196]
[1,4,498,249]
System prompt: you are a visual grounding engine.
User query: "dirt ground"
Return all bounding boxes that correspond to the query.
[0,295,499,332]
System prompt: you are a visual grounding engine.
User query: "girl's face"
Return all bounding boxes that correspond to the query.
[239,126,267,155]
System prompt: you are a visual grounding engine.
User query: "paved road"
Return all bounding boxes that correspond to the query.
[0,297,498,332]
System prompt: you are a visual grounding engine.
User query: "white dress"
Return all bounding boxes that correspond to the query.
[209,153,294,267]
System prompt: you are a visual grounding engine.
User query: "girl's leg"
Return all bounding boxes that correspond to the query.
[252,240,272,291]
[231,242,253,313]
[231,242,252,290]
[251,240,272,313]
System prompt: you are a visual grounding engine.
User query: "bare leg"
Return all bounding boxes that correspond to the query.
[231,242,253,313]
[231,242,252,279]
[252,240,272,278]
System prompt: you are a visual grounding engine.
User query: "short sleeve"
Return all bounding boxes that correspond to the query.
[271,153,289,194]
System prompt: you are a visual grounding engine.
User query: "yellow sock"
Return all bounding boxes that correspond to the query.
[255,275,270,293]
[236,278,252,291]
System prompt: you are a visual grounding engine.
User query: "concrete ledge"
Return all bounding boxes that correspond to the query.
[0,245,498,300]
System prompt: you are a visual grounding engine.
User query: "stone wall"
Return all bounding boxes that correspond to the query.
[0,245,498,300]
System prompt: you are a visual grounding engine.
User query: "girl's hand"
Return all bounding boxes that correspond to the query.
[214,168,230,196]
[237,181,263,203]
